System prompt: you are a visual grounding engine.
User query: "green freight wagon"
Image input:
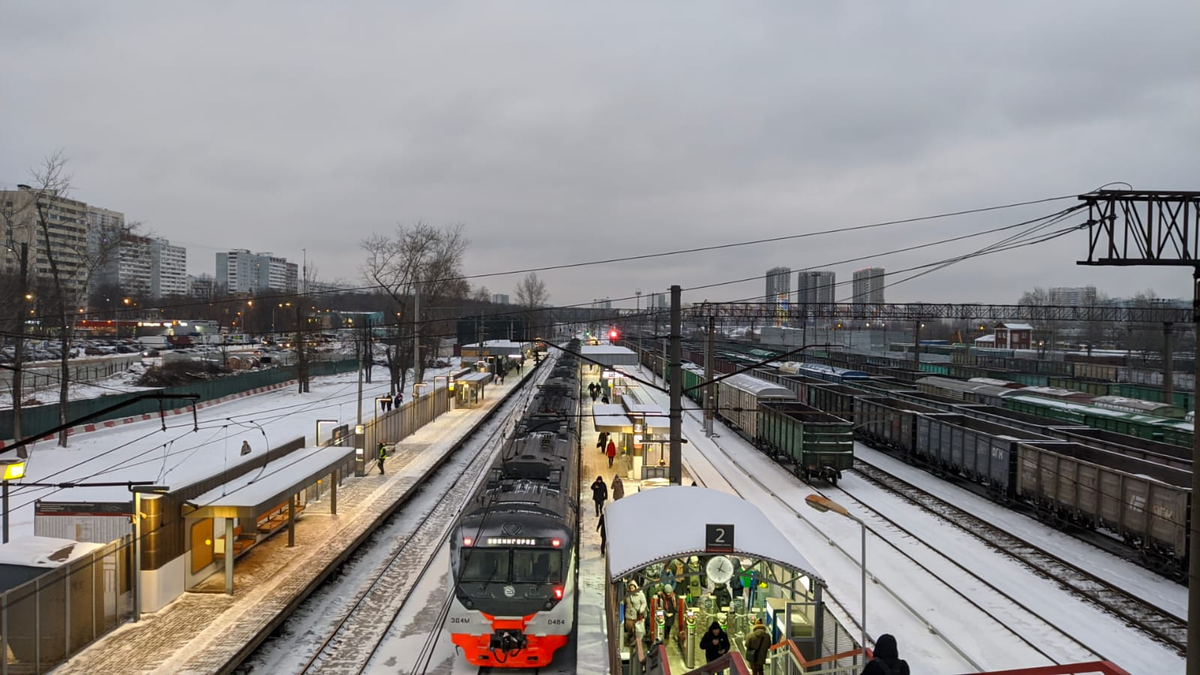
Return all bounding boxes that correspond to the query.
[757,401,854,485]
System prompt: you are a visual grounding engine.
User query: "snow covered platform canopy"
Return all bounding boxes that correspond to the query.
[604,486,821,581]
[592,403,633,432]
[460,340,529,358]
[603,487,844,666]
[580,345,638,367]
[189,445,354,521]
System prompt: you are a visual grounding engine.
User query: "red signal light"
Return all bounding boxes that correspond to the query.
[551,539,561,548]
[610,329,618,339]
[554,587,563,599]
[463,537,473,546]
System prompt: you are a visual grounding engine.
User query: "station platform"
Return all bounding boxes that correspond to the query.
[53,373,526,675]
[576,367,694,675]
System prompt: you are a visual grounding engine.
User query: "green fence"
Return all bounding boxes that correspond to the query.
[1,357,358,443]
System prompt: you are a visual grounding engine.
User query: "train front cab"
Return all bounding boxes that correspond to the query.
[602,486,867,674]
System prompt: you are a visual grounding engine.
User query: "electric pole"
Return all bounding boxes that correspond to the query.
[669,285,682,485]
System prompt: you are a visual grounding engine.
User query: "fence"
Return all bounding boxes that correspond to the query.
[1,536,133,675]
[0,355,357,442]
[0,356,140,395]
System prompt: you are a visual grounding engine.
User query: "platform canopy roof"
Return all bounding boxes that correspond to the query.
[593,403,633,432]
[189,445,354,520]
[604,486,823,583]
[581,345,639,367]
[721,372,795,399]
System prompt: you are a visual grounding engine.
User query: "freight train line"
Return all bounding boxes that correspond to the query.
[293,367,551,675]
[850,456,1188,655]
[670,409,986,670]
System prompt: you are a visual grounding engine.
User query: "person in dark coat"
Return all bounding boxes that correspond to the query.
[590,476,608,516]
[240,440,252,456]
[596,431,608,453]
[596,512,607,554]
[861,634,909,675]
[744,618,772,675]
[701,620,730,663]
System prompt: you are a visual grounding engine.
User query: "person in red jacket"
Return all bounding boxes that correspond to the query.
[605,438,617,467]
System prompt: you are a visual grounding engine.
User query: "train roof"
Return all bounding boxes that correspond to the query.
[797,362,870,379]
[719,372,796,399]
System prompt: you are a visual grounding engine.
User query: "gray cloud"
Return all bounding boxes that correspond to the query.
[2,1,1197,309]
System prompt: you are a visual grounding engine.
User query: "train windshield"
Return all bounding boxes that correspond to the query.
[459,549,510,583]
[512,549,563,584]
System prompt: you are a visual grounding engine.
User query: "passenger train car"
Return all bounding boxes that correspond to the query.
[447,340,581,667]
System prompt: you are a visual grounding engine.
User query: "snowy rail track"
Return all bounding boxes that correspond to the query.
[294,414,506,675]
[851,457,1188,655]
[239,363,554,675]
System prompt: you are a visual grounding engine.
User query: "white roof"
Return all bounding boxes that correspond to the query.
[582,345,636,355]
[193,445,355,518]
[720,372,796,399]
[592,403,632,431]
[0,537,103,568]
[604,486,822,582]
[998,323,1034,331]
[974,335,996,343]
[463,340,527,349]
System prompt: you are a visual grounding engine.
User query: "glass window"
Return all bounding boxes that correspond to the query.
[512,549,562,583]
[459,550,510,583]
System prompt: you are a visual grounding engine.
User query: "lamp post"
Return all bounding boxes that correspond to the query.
[130,484,169,622]
[805,494,868,658]
[413,381,427,400]
[0,459,27,543]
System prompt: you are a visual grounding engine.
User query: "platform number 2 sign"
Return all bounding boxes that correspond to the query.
[705,524,735,553]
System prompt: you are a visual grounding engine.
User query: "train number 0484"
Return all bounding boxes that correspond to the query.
[547,619,567,625]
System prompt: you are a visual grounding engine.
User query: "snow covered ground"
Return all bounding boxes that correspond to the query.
[631,366,1182,675]
[1,361,458,538]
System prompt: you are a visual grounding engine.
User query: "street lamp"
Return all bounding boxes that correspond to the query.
[805,494,868,659]
[413,381,428,400]
[130,484,169,622]
[0,459,26,543]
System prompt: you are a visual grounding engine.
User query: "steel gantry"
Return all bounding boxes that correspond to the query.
[680,301,1193,324]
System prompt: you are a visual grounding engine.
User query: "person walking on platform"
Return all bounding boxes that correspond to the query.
[596,431,608,454]
[240,440,252,456]
[590,476,608,516]
[393,393,401,409]
[659,585,679,648]
[377,442,389,475]
[745,618,772,675]
[702,620,730,664]
[381,396,391,412]
[612,474,625,500]
[596,512,607,554]
[861,634,910,675]
[605,438,617,467]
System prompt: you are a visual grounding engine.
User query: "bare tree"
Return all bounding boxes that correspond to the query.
[361,222,468,394]
[26,153,133,447]
[515,272,549,339]
[294,263,320,393]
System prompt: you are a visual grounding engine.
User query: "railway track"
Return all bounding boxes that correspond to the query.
[295,410,512,674]
[852,458,1188,655]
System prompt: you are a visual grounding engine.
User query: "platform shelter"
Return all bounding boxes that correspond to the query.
[603,487,861,674]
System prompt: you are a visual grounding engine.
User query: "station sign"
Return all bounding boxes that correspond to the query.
[705,523,735,553]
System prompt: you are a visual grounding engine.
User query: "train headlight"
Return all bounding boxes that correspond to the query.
[462,537,473,546]
[551,538,561,547]
[553,587,563,599]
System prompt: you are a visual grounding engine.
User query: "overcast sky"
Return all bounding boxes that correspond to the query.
[2,2,1197,309]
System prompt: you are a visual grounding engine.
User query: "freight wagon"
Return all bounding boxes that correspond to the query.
[915,414,1058,498]
[715,372,795,439]
[1016,441,1190,577]
[853,395,941,459]
[756,401,853,484]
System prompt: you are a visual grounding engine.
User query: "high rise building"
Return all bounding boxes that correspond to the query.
[797,270,836,307]
[150,239,187,298]
[216,250,297,294]
[492,293,511,305]
[852,267,886,304]
[647,293,668,310]
[766,266,791,304]
[1049,286,1097,307]
[116,234,153,297]
[2,186,91,299]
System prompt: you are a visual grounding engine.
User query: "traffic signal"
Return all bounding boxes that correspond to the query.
[610,329,618,339]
